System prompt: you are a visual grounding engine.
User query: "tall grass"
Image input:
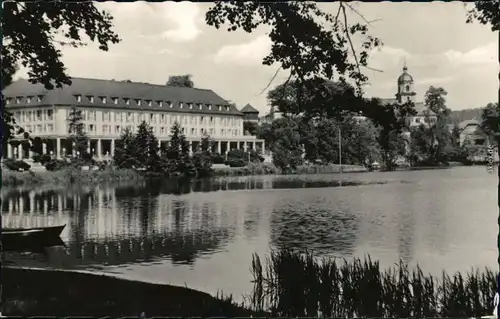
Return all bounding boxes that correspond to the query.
[249,249,497,318]
[2,167,142,187]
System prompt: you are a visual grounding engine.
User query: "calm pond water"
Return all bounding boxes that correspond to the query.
[2,166,498,300]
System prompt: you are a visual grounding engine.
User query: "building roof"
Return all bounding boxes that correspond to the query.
[240,103,259,114]
[379,98,432,116]
[398,66,414,84]
[458,119,481,130]
[3,77,243,116]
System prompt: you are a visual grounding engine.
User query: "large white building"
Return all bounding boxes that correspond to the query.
[4,77,265,160]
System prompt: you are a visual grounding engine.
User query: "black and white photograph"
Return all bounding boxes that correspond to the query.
[1,1,499,317]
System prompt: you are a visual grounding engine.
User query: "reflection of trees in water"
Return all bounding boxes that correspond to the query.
[269,204,359,256]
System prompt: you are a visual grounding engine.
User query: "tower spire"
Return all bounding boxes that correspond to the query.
[403,58,407,71]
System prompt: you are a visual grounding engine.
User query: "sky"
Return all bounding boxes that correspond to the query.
[15,1,498,114]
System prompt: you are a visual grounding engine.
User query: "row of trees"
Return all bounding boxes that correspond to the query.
[246,80,495,171]
[113,121,213,177]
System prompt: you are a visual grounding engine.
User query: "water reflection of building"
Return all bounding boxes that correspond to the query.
[2,186,240,266]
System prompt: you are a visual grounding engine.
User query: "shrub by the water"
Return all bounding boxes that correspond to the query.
[249,249,497,318]
[3,159,31,171]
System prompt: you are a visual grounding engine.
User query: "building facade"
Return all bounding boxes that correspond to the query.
[4,78,265,160]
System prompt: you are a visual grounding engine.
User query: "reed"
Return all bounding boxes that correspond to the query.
[249,249,497,318]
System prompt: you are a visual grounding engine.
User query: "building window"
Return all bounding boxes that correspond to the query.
[89,96,94,103]
[406,85,410,92]
[5,98,11,105]
[100,97,106,104]
[180,103,184,109]
[74,95,82,103]
[26,96,32,103]
[124,98,130,105]
[146,100,152,107]
[37,95,43,103]
[158,101,163,107]
[150,113,155,123]
[47,109,53,120]
[217,105,221,111]
[127,112,133,122]
[191,128,196,135]
[208,104,212,110]
[135,99,141,106]
[160,127,165,135]
[198,104,203,110]
[115,125,121,134]
[188,103,193,109]
[36,110,42,121]
[112,97,118,105]
[225,106,230,111]
[168,101,173,108]
[36,124,42,133]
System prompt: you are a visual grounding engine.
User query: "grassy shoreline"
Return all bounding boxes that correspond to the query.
[2,266,259,317]
[1,163,368,188]
[4,249,497,317]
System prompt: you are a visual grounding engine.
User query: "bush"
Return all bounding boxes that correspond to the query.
[211,152,226,164]
[32,154,41,163]
[227,149,246,160]
[225,158,246,167]
[45,159,68,171]
[40,154,52,165]
[3,159,31,171]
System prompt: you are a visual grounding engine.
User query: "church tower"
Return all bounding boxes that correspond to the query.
[395,62,416,104]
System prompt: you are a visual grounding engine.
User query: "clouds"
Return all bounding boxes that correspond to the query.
[10,2,499,114]
[213,35,272,65]
[159,2,202,42]
[444,41,497,67]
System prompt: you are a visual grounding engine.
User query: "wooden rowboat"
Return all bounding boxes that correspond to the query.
[2,224,66,251]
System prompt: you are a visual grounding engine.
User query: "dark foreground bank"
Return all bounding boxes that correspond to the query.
[2,267,262,317]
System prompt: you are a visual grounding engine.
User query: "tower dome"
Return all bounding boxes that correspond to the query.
[398,65,414,84]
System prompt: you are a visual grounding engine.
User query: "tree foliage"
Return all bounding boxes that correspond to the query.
[67,106,88,158]
[466,0,500,31]
[166,75,194,88]
[1,2,120,157]
[114,128,139,169]
[2,2,120,90]
[206,2,380,89]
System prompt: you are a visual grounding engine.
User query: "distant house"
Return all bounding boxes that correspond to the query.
[458,119,487,146]
[259,110,284,124]
[240,103,259,122]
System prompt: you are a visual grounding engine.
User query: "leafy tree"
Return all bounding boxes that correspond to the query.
[114,128,139,169]
[133,121,162,171]
[206,2,380,90]
[481,103,500,143]
[378,128,407,171]
[145,125,162,172]
[466,1,500,31]
[67,106,89,158]
[166,75,194,88]
[2,2,120,158]
[270,118,304,171]
[165,122,192,175]
[243,121,259,136]
[134,121,152,168]
[192,133,214,177]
